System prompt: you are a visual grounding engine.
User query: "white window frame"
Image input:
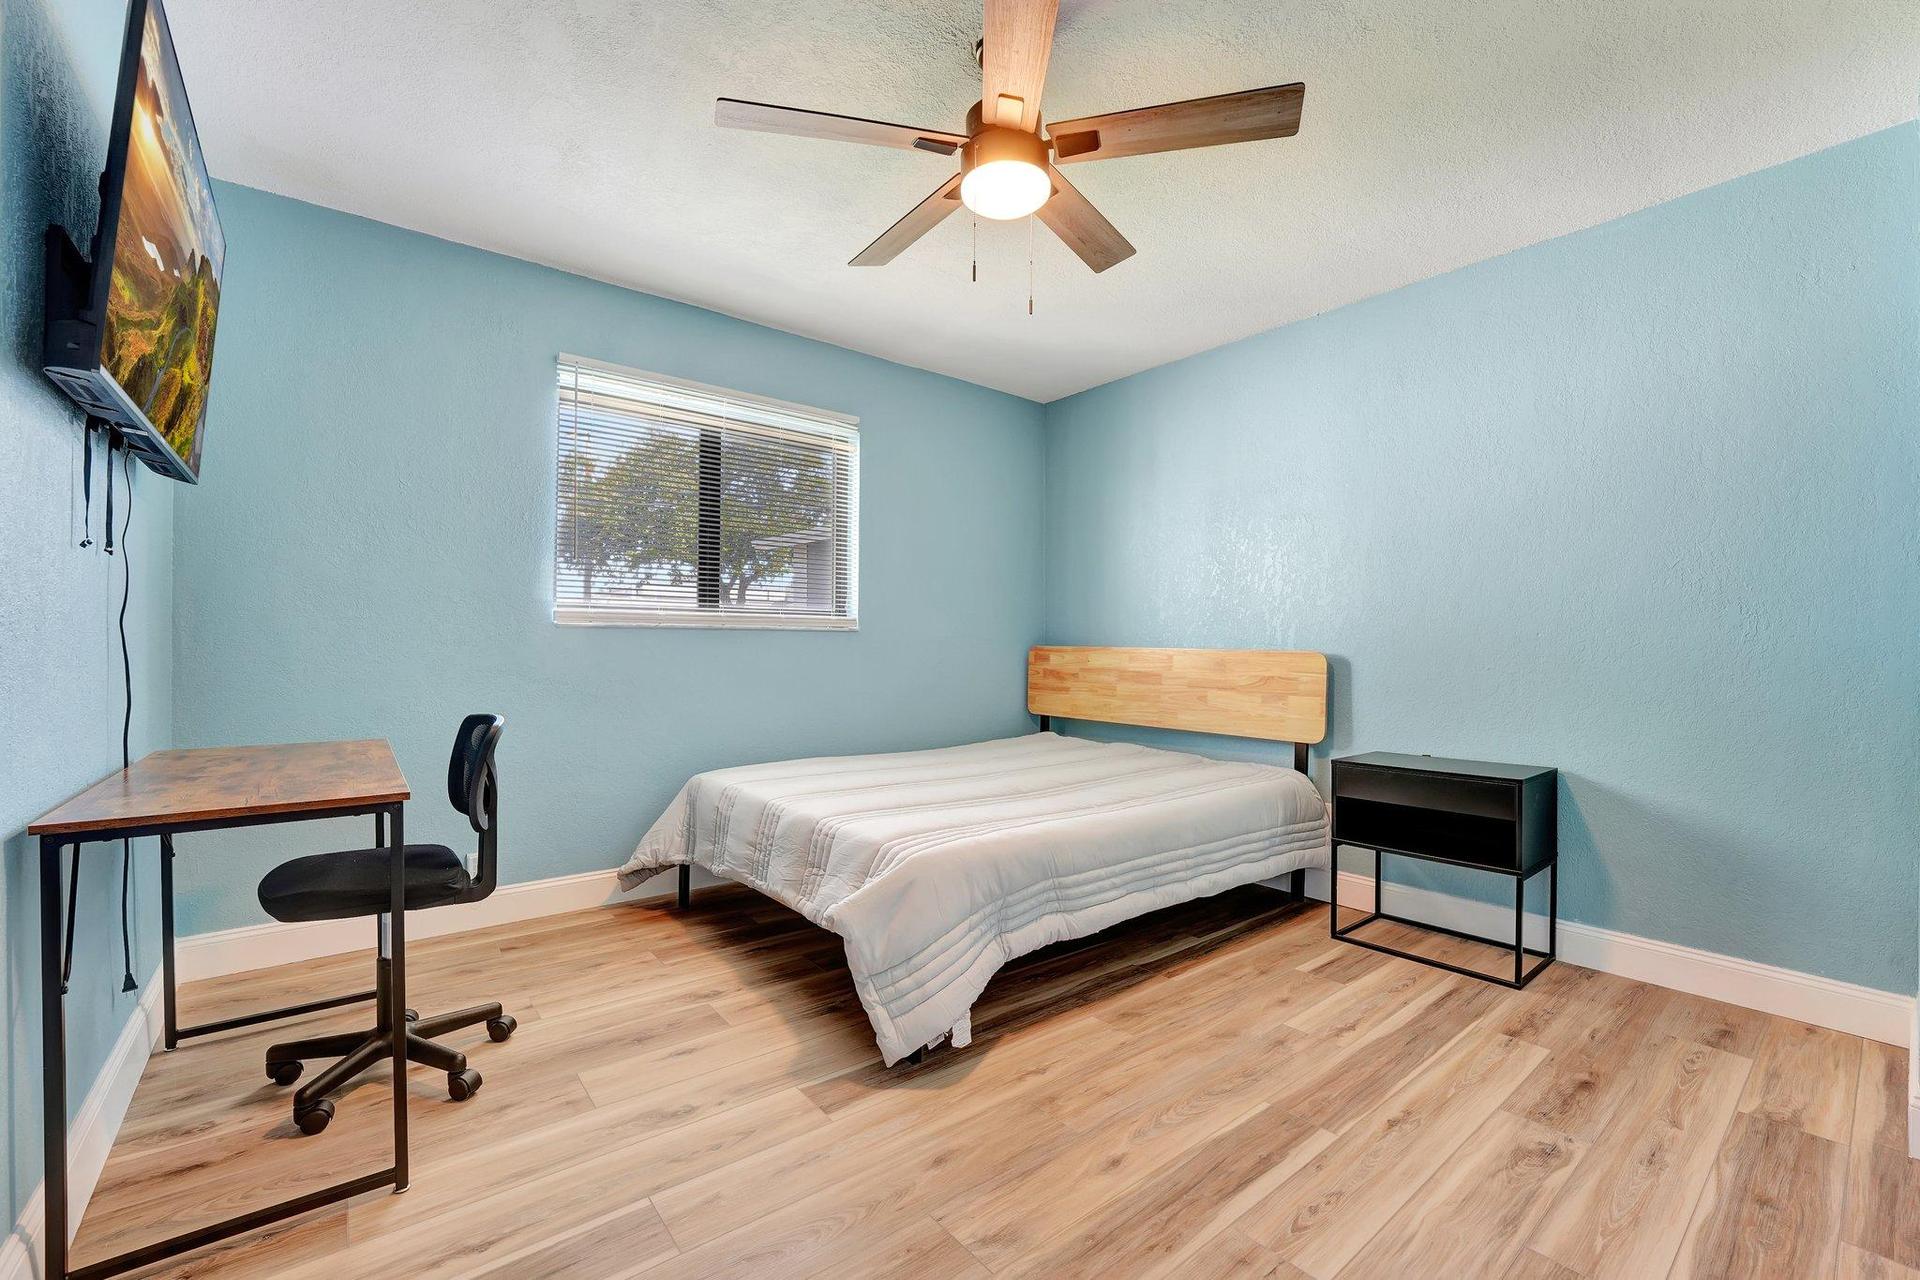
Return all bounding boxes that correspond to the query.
[552,355,860,631]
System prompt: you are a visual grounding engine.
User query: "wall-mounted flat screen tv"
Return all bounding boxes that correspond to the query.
[43,0,223,483]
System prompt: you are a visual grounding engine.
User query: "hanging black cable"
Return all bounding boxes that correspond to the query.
[118,445,137,992]
[103,431,116,556]
[63,425,103,991]
[79,421,97,548]
[60,848,78,993]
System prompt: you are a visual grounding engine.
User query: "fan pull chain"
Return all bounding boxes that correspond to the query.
[1027,214,1035,316]
[971,213,977,283]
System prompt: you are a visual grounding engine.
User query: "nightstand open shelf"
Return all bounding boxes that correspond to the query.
[1330,752,1558,989]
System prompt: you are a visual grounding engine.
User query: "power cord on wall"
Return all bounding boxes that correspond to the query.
[116,441,136,992]
[60,429,140,995]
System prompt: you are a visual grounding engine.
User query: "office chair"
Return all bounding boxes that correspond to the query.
[257,714,516,1135]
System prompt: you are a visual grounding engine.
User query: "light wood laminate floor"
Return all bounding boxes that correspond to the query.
[74,884,1916,1279]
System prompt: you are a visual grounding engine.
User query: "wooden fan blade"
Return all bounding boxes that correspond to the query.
[1036,166,1134,273]
[1049,83,1304,164]
[715,98,965,154]
[849,174,965,266]
[981,0,1057,132]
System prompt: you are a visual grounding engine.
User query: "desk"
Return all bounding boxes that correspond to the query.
[29,740,412,1280]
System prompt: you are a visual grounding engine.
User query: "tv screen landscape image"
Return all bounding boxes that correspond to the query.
[98,0,224,477]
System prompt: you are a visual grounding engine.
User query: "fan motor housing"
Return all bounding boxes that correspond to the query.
[961,125,1049,176]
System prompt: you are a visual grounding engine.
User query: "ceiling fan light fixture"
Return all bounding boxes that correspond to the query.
[959,126,1050,220]
[961,159,1050,220]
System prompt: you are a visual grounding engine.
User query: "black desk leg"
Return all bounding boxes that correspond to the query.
[41,835,70,1280]
[160,834,177,1052]
[387,803,409,1192]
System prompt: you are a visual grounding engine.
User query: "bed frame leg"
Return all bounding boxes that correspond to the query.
[677,865,691,909]
[1289,868,1306,903]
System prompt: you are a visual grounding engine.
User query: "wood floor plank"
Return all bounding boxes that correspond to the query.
[71,888,1888,1280]
[1339,1110,1586,1279]
[467,1198,677,1280]
[1000,1103,1331,1280]
[1853,1039,1912,1153]
[652,1049,1077,1247]
[1499,974,1674,1140]
[1235,1028,1549,1277]
[1649,988,1774,1061]
[939,1041,1310,1270]
[1737,1017,1861,1144]
[1845,1137,1920,1271]
[1281,954,1451,1049]
[1269,974,1504,1134]
[1526,1035,1751,1279]
[1499,1248,1584,1279]
[349,1086,829,1240]
[1159,1226,1292,1278]
[1838,1243,1920,1280]
[1670,1111,1847,1279]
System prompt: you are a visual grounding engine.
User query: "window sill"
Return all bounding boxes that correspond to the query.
[553,608,858,632]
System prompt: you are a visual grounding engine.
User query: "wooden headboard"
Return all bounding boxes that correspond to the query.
[1027,647,1329,750]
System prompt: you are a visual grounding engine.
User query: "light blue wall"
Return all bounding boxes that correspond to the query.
[168,184,1047,935]
[1045,125,1919,995]
[1,0,174,1235]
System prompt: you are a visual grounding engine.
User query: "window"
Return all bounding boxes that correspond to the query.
[553,357,858,628]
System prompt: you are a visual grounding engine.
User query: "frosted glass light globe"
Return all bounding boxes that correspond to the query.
[960,159,1051,220]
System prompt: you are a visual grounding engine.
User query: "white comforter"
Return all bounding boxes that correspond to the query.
[619,732,1329,1064]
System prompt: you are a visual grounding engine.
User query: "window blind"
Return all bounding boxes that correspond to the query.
[553,356,859,628]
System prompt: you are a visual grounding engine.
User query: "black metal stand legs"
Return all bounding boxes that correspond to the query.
[1330,847,1557,990]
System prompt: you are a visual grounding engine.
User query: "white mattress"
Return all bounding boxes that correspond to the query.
[618,732,1329,1064]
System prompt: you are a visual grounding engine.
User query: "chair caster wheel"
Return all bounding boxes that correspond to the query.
[449,1069,482,1101]
[486,1015,516,1043]
[267,1061,303,1086]
[295,1100,334,1135]
[405,1008,419,1022]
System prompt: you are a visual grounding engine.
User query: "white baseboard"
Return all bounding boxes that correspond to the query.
[4,970,164,1280]
[1278,867,1913,1048]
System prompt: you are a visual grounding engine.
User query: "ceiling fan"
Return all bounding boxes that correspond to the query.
[714,0,1304,274]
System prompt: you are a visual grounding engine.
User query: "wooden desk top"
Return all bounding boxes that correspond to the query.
[29,740,410,837]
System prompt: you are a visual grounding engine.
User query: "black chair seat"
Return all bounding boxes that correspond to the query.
[258,844,474,923]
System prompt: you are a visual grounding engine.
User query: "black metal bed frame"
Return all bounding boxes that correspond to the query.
[670,712,1317,1062]
[39,803,410,1280]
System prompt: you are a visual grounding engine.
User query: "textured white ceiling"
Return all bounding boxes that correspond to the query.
[168,0,1915,402]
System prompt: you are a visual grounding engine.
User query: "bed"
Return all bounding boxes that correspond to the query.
[617,646,1331,1065]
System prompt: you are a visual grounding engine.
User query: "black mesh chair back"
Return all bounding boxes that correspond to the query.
[447,713,503,898]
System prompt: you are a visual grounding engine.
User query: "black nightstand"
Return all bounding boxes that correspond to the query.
[1330,752,1558,989]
